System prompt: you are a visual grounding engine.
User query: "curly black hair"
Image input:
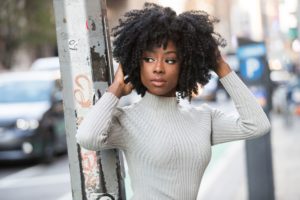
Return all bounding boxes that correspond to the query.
[112,2,226,100]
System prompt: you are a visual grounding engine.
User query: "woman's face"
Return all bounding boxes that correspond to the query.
[140,40,180,97]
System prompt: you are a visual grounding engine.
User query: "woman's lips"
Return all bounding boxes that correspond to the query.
[151,79,166,87]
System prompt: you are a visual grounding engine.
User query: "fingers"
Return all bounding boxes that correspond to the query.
[115,64,124,78]
[116,63,132,84]
[114,64,126,84]
[215,48,221,60]
[124,75,131,84]
[125,82,133,91]
[113,63,134,96]
[215,49,226,66]
[123,82,134,96]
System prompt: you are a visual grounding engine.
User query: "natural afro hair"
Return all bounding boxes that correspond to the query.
[112,2,226,100]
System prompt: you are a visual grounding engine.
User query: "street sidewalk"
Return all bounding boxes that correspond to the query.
[197,112,300,200]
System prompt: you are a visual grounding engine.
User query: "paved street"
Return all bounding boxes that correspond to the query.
[0,155,71,200]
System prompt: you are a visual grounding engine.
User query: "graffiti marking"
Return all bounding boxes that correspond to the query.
[74,74,92,108]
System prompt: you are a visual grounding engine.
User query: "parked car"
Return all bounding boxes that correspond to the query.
[0,71,66,163]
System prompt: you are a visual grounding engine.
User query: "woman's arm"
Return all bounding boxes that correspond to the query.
[76,92,127,150]
[214,49,232,78]
[210,51,271,145]
[76,64,133,150]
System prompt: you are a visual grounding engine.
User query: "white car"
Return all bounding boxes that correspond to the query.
[30,57,60,71]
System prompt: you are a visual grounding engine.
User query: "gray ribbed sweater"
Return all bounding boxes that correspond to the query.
[76,71,271,200]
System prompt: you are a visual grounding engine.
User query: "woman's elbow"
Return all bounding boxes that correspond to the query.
[76,129,112,151]
[76,129,98,151]
[242,117,271,139]
[252,118,271,138]
[76,131,90,149]
[260,118,271,136]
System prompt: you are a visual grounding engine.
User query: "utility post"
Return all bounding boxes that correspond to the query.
[53,0,126,199]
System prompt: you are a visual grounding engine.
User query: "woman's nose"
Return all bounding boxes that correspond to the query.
[153,60,165,74]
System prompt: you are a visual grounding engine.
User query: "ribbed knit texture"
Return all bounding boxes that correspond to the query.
[76,71,271,200]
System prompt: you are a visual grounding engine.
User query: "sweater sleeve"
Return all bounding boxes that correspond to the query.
[210,71,271,145]
[76,92,127,150]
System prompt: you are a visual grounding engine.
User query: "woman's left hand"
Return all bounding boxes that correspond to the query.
[214,48,232,78]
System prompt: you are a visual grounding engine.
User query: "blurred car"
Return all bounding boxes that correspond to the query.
[30,57,60,71]
[0,71,66,163]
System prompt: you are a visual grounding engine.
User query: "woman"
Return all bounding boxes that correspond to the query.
[77,3,271,199]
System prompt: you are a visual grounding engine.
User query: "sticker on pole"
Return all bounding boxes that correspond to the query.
[240,57,264,81]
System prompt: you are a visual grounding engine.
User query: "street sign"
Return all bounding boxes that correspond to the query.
[238,43,266,82]
[240,57,264,81]
[237,43,266,58]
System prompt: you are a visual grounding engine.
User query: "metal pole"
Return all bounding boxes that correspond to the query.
[237,38,275,200]
[53,0,126,199]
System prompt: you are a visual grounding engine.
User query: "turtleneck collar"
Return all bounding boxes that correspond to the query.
[138,92,178,112]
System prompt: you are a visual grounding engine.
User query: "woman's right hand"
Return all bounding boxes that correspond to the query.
[214,48,232,78]
[108,64,134,98]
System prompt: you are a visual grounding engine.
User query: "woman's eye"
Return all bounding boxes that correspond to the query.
[143,57,155,63]
[165,59,177,64]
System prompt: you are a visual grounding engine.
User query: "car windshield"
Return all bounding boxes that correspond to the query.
[0,80,53,103]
